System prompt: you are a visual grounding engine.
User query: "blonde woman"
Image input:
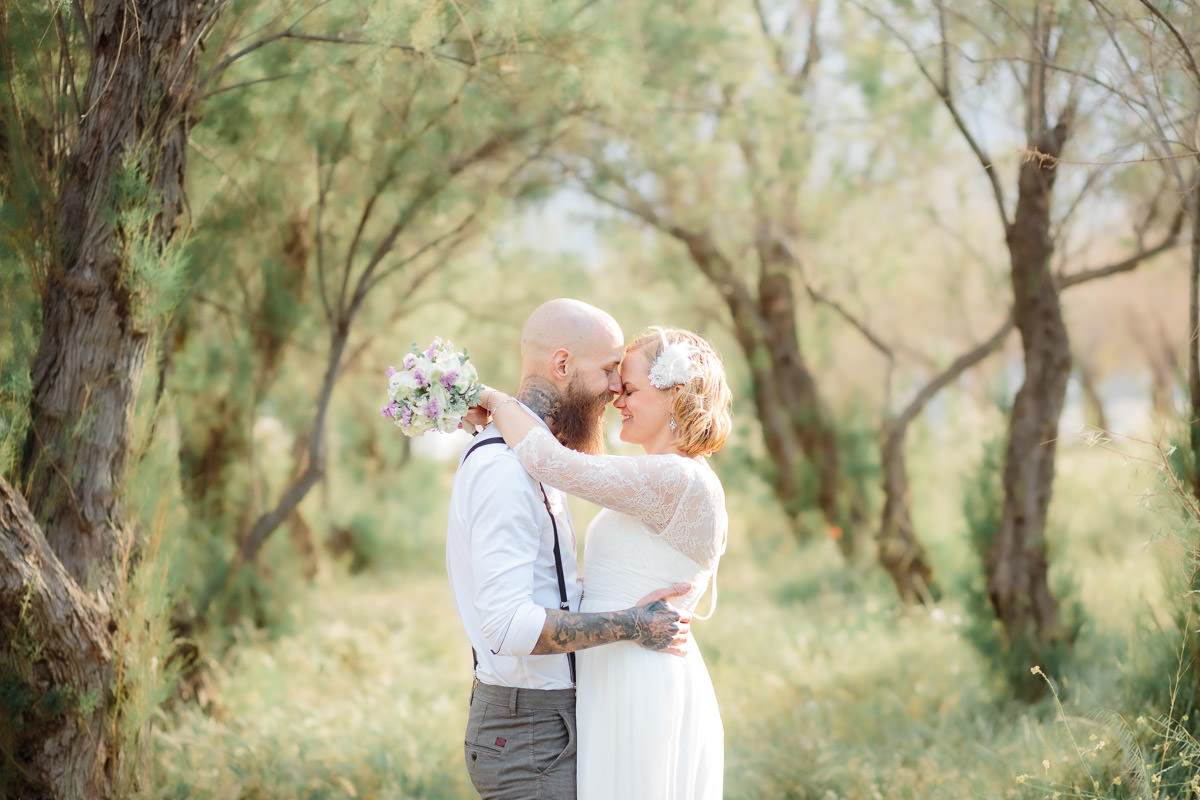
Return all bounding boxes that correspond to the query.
[478,327,731,800]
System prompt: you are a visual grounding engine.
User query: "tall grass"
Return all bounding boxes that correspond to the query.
[138,419,1200,799]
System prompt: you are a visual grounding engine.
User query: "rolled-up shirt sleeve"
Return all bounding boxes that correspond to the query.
[467,455,548,656]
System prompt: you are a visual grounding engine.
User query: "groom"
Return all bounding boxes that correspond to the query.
[446,298,690,800]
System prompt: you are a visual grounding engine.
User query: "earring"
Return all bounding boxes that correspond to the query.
[669,416,677,433]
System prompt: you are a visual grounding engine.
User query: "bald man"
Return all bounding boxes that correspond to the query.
[446,299,690,800]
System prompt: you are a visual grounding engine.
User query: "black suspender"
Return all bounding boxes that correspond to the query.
[462,436,576,683]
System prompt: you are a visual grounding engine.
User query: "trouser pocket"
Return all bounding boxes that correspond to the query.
[463,694,577,800]
[532,709,575,777]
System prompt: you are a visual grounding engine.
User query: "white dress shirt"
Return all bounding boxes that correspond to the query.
[446,418,582,689]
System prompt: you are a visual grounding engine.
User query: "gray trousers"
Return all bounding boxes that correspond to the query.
[465,679,577,800]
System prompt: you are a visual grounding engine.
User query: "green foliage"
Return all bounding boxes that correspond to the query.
[111,150,191,330]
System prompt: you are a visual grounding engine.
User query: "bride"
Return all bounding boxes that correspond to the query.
[479,326,731,800]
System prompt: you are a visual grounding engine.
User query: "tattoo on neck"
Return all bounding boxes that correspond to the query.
[517,377,564,439]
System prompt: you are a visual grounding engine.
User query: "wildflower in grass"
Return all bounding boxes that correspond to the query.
[1016,773,1030,784]
[1113,776,1123,786]
[1031,665,1042,676]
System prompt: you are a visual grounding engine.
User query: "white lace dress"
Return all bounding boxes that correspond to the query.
[512,427,727,800]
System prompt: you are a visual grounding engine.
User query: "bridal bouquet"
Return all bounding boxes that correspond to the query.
[381,338,482,436]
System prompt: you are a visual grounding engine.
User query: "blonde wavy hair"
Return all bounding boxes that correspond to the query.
[628,327,732,458]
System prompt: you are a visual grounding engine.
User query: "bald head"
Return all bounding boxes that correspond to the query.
[520,299,623,381]
[516,299,624,453]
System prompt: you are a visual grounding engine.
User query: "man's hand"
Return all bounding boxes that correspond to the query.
[531,582,694,657]
[630,582,692,656]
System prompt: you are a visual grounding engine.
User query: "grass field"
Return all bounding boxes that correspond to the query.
[142,425,1200,799]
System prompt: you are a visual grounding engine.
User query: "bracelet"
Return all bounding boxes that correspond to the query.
[488,394,519,414]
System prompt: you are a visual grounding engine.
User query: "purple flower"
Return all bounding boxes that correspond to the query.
[439,370,459,390]
[403,354,416,370]
[413,369,428,388]
[400,407,413,426]
[426,341,439,359]
[380,405,393,418]
[423,396,442,421]
[386,366,397,377]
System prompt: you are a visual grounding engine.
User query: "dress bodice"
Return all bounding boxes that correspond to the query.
[580,508,715,614]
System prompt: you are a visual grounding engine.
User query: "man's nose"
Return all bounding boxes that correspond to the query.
[607,373,622,394]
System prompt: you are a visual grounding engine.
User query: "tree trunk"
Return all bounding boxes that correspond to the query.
[1076,353,1110,433]
[986,123,1070,671]
[1189,177,1200,501]
[759,273,849,550]
[0,477,112,799]
[21,0,206,585]
[5,1,212,795]
[716,268,853,553]
[877,424,935,603]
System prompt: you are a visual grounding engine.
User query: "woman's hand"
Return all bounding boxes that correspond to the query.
[461,385,499,431]
[463,404,491,430]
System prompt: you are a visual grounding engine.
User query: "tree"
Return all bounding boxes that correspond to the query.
[560,0,871,555]
[1089,0,1199,495]
[0,0,217,794]
[864,0,1182,694]
[165,2,601,625]
[0,0,598,791]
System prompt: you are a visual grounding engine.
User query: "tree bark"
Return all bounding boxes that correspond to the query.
[758,273,848,549]
[986,122,1071,663]
[5,1,213,796]
[1189,177,1200,501]
[874,320,1014,603]
[21,0,208,586]
[685,233,854,552]
[877,427,934,603]
[1075,352,1110,433]
[0,477,112,799]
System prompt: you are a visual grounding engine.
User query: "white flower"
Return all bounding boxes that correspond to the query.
[389,371,421,398]
[648,341,699,389]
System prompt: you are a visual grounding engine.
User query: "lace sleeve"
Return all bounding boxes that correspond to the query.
[510,427,694,531]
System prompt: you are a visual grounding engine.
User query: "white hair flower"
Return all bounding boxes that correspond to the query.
[648,341,700,389]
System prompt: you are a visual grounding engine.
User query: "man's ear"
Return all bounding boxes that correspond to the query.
[550,348,570,379]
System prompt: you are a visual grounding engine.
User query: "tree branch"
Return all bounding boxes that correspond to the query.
[893,317,1015,434]
[1135,0,1200,88]
[1058,206,1185,288]
[854,0,1010,228]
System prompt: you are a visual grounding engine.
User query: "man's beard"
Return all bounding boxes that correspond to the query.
[554,378,610,455]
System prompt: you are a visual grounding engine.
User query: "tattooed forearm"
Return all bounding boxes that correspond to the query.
[516,377,565,443]
[531,601,682,655]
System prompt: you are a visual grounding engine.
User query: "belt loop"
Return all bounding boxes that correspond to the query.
[508,686,518,717]
[470,678,477,705]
